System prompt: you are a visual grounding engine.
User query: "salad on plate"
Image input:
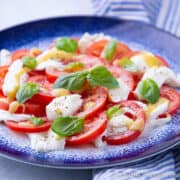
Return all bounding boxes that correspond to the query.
[0,33,179,152]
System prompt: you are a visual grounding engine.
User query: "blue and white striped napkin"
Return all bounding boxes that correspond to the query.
[91,0,180,179]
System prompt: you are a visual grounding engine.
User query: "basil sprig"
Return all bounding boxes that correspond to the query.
[51,116,84,137]
[118,58,138,72]
[53,66,119,90]
[138,78,160,104]
[22,56,37,69]
[106,105,124,119]
[30,117,44,126]
[103,40,117,61]
[16,83,40,103]
[55,38,78,53]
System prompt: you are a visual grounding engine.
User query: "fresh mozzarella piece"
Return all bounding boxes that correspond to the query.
[94,130,107,148]
[78,33,111,53]
[2,60,28,100]
[0,110,31,122]
[0,49,11,66]
[108,78,130,103]
[46,94,83,121]
[28,130,65,152]
[36,48,73,64]
[145,98,169,121]
[36,59,63,70]
[148,115,171,127]
[107,114,133,135]
[130,52,161,72]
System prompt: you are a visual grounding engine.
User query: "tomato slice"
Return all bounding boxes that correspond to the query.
[104,101,146,145]
[155,55,169,67]
[66,112,107,146]
[5,119,51,133]
[160,86,180,114]
[0,98,9,110]
[0,66,9,96]
[86,40,132,61]
[78,87,107,119]
[26,75,54,105]
[109,66,135,90]
[46,68,67,83]
[11,49,30,61]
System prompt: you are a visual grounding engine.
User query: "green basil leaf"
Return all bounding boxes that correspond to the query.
[138,78,160,104]
[63,62,84,72]
[118,58,138,72]
[16,83,40,103]
[22,56,37,69]
[103,40,117,61]
[30,117,44,126]
[55,38,78,53]
[87,66,119,89]
[53,71,88,90]
[51,116,84,137]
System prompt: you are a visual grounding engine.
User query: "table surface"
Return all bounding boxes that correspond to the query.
[0,0,93,179]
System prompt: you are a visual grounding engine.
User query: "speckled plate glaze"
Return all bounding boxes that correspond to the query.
[0,16,179,169]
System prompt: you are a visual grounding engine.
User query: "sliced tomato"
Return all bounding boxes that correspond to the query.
[155,55,169,67]
[0,66,9,95]
[16,103,46,117]
[78,87,107,119]
[0,98,9,110]
[66,112,107,146]
[11,49,30,61]
[104,101,146,145]
[160,86,180,114]
[26,75,54,105]
[109,66,135,90]
[5,118,51,133]
[46,68,68,83]
[86,40,132,61]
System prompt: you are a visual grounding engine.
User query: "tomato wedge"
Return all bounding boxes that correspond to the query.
[0,66,9,96]
[78,87,107,119]
[86,40,132,61]
[5,118,51,133]
[0,98,9,110]
[11,49,30,61]
[160,86,180,114]
[66,112,107,146]
[26,75,54,105]
[104,101,146,145]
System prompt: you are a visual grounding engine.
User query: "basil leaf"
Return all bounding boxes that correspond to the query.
[138,78,160,104]
[30,117,44,126]
[55,38,78,53]
[103,40,117,61]
[64,62,84,72]
[106,105,124,119]
[53,71,88,90]
[51,116,84,137]
[119,58,138,72]
[22,56,37,69]
[87,66,119,89]
[16,83,40,103]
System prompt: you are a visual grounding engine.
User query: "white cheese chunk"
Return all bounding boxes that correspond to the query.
[0,49,11,66]
[108,78,130,103]
[46,94,83,121]
[94,130,107,148]
[78,33,111,53]
[36,59,63,70]
[0,110,31,122]
[28,130,65,152]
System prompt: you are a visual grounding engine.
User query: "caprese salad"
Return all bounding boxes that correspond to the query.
[0,33,179,152]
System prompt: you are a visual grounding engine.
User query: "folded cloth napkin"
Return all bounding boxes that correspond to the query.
[91,0,180,179]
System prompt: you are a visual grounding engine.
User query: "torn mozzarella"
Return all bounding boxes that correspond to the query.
[46,94,83,121]
[94,130,107,148]
[108,78,130,103]
[36,59,63,70]
[78,33,111,53]
[0,49,11,66]
[28,130,65,152]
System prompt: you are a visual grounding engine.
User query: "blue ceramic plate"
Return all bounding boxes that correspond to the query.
[0,16,179,169]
